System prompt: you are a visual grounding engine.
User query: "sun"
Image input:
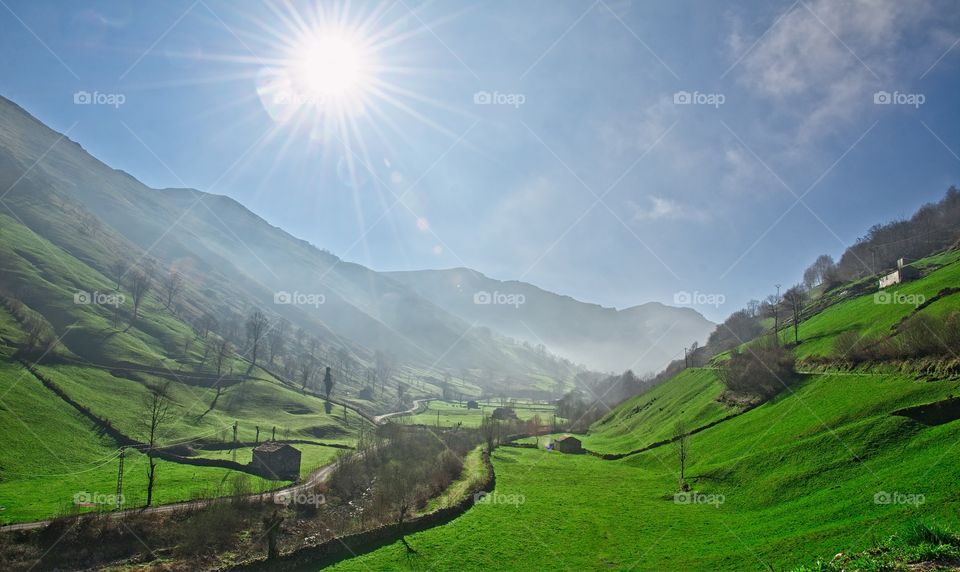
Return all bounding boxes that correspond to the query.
[290,31,374,100]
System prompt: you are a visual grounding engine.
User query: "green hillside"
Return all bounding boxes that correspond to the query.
[0,212,368,524]
[320,255,960,570]
[324,369,960,571]
[0,355,281,523]
[582,367,732,455]
[790,250,960,360]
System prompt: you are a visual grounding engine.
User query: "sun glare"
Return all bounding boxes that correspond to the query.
[291,32,373,99]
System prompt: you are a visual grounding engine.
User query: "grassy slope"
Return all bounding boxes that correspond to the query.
[324,371,960,571]
[0,358,279,523]
[322,257,960,570]
[0,215,369,523]
[581,368,731,454]
[791,250,960,359]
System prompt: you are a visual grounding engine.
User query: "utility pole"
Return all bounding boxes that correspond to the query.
[774,283,782,346]
[115,446,125,511]
[232,421,238,444]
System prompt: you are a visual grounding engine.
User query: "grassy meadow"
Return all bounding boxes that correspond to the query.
[322,368,960,571]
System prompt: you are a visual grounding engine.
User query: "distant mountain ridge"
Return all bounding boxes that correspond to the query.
[385,268,714,373]
[0,93,709,389]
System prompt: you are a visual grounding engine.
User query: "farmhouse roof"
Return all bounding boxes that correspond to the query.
[254,441,294,454]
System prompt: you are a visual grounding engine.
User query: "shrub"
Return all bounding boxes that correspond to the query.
[902,520,958,547]
[717,341,796,399]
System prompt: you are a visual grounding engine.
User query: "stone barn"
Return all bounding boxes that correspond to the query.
[879,258,919,288]
[252,442,301,480]
[553,435,584,454]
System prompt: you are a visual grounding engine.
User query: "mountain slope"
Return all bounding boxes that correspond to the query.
[385,268,715,373]
[0,95,576,392]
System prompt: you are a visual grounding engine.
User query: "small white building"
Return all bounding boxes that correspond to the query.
[879,258,919,288]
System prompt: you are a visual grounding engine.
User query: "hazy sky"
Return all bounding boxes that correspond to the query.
[2,0,959,321]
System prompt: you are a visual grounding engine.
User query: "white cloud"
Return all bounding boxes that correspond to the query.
[728,0,941,141]
[631,196,708,222]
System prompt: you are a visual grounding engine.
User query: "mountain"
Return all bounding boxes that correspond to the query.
[0,95,576,399]
[385,268,715,373]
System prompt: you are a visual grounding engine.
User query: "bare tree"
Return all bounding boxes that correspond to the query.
[782,285,806,345]
[764,291,782,346]
[323,365,334,400]
[674,420,689,491]
[129,269,152,324]
[140,383,173,506]
[267,318,288,365]
[245,310,269,369]
[110,260,127,290]
[214,338,232,376]
[161,271,183,310]
[300,357,317,393]
[262,511,284,560]
[197,313,217,340]
[374,350,394,395]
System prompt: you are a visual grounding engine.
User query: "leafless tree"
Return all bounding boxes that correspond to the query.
[764,292,782,346]
[323,365,334,399]
[215,338,232,376]
[161,271,183,310]
[267,318,288,364]
[674,420,689,491]
[374,350,394,395]
[140,382,173,506]
[300,356,317,393]
[110,260,127,290]
[128,269,152,324]
[245,310,269,369]
[782,285,806,345]
[197,313,217,340]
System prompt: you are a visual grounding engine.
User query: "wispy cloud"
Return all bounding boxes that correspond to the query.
[727,0,941,142]
[631,196,708,222]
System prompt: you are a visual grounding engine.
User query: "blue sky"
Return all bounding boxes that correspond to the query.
[1,0,959,322]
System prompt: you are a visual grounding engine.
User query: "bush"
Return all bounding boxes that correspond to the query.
[718,341,796,399]
[902,520,958,547]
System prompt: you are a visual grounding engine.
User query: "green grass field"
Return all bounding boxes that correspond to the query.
[321,368,960,571]
[0,359,282,523]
